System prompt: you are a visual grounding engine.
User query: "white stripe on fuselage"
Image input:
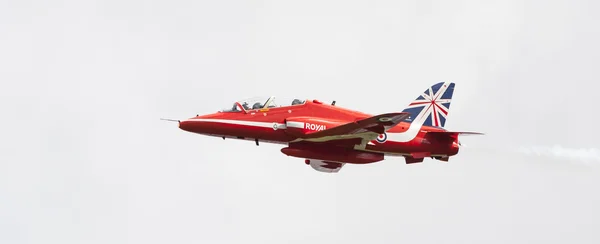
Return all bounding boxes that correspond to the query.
[186,118,287,129]
[286,121,304,129]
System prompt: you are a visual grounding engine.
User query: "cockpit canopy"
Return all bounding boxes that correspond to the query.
[221,96,306,112]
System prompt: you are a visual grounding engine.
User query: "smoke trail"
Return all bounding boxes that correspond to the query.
[515,145,600,164]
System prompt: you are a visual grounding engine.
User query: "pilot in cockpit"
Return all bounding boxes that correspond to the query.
[291,99,303,105]
[241,102,250,110]
[252,102,263,109]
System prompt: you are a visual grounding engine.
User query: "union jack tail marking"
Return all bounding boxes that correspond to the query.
[401,82,455,128]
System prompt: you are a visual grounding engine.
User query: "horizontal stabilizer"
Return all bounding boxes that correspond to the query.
[425,131,484,144]
[302,112,410,139]
[425,131,484,140]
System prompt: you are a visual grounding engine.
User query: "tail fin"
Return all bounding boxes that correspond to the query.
[401,82,455,128]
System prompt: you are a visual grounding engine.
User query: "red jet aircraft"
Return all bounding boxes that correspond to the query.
[166,82,483,173]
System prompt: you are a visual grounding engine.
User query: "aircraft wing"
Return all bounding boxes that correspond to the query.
[300,112,410,140]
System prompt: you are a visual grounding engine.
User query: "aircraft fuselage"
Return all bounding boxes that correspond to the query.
[178,99,458,162]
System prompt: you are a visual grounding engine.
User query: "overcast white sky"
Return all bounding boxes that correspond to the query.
[1,0,599,243]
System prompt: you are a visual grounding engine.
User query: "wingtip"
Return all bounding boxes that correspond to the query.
[462,132,485,136]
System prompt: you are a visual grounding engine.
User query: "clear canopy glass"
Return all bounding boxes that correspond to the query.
[220,96,307,112]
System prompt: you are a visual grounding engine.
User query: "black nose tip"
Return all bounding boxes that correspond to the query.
[178,120,187,130]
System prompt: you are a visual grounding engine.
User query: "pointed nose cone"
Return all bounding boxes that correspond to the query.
[178,120,193,132]
[178,113,216,133]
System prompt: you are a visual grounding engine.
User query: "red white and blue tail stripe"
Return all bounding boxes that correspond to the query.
[402,82,455,128]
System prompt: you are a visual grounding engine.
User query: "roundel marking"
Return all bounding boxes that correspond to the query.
[378,117,392,122]
[376,132,387,143]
